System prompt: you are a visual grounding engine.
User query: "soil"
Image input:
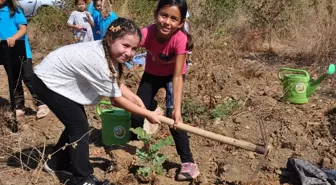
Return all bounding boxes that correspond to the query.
[1,50,336,185]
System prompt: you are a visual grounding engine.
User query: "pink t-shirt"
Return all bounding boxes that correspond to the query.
[140,24,187,76]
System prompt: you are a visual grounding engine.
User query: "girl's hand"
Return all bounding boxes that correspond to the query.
[85,12,91,18]
[172,109,183,129]
[146,111,161,125]
[74,25,83,30]
[7,37,16,47]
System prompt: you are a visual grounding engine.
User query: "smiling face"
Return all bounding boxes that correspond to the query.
[155,5,184,40]
[76,0,86,12]
[108,34,140,64]
[94,0,102,11]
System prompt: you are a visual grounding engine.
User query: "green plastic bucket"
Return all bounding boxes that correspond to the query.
[96,101,131,145]
[278,68,310,104]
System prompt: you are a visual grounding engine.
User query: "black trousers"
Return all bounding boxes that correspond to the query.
[2,57,44,109]
[33,75,93,183]
[131,72,194,163]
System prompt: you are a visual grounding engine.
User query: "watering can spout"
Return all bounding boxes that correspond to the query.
[306,64,335,97]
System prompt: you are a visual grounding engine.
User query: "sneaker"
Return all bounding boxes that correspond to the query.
[176,162,200,181]
[75,175,111,185]
[43,161,72,176]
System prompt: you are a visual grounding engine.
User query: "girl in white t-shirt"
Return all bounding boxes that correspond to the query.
[67,0,94,43]
[33,18,161,185]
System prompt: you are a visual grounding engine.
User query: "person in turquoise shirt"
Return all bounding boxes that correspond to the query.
[88,0,117,40]
[91,0,102,40]
[0,0,49,118]
[99,10,118,37]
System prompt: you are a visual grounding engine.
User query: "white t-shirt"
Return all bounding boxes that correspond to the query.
[34,41,121,105]
[67,10,94,42]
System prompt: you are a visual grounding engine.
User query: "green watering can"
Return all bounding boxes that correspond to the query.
[96,101,131,145]
[278,64,335,104]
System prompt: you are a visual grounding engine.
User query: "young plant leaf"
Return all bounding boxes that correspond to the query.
[130,127,152,143]
[137,166,152,178]
[136,149,150,161]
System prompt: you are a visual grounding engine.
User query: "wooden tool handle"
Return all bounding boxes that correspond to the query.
[159,116,266,154]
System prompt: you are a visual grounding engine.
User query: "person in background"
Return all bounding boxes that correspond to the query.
[0,0,49,118]
[91,0,102,40]
[35,18,161,185]
[98,0,118,37]
[67,0,94,43]
[130,0,200,181]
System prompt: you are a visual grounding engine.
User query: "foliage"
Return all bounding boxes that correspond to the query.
[28,0,76,53]
[241,0,294,29]
[211,98,241,120]
[127,0,157,27]
[182,98,208,123]
[130,127,174,180]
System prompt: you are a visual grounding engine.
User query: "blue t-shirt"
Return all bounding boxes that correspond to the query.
[92,9,101,40]
[87,1,94,15]
[0,6,32,58]
[99,11,118,37]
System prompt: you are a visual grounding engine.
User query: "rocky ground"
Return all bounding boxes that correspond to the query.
[0,51,335,185]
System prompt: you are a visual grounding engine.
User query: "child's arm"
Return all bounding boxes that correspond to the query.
[119,83,145,108]
[172,54,186,126]
[67,23,83,30]
[110,96,160,124]
[85,12,94,27]
[7,25,27,47]
[67,12,83,30]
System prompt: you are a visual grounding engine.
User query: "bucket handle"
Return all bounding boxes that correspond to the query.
[278,68,309,82]
[96,101,112,116]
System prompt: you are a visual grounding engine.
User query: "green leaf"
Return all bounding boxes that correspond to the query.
[150,136,175,153]
[137,166,152,178]
[151,139,165,152]
[164,136,175,146]
[153,154,167,167]
[136,149,150,160]
[130,127,152,142]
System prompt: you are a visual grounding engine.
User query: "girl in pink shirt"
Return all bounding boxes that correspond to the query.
[130,0,199,181]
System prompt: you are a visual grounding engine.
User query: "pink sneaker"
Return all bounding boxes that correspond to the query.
[176,162,200,181]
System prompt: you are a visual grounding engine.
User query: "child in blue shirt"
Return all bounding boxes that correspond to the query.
[89,0,117,40]
[0,0,49,118]
[91,0,102,40]
[99,10,118,37]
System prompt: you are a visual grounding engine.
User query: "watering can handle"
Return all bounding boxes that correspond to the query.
[96,101,112,116]
[278,68,309,82]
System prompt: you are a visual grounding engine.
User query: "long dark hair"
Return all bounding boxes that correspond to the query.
[155,0,193,50]
[102,18,142,84]
[3,0,20,17]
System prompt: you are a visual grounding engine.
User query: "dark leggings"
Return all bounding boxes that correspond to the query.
[33,75,93,183]
[131,72,194,163]
[2,57,44,109]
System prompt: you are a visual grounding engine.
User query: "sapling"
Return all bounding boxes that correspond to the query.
[130,127,174,180]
